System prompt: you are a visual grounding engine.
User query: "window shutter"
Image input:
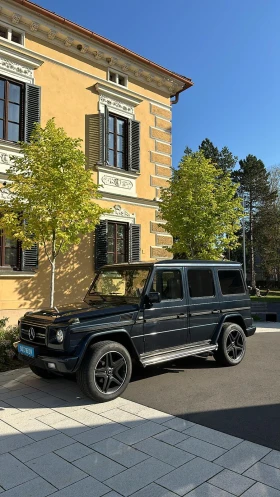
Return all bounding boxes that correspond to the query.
[24,83,41,142]
[85,114,104,167]
[104,106,109,165]
[95,220,108,270]
[129,224,141,262]
[21,243,38,271]
[128,120,140,172]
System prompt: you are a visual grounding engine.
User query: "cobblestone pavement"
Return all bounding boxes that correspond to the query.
[0,367,279,496]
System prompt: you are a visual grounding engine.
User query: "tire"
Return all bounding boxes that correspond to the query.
[29,364,57,379]
[76,341,132,402]
[214,323,246,367]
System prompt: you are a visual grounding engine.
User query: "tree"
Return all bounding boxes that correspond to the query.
[185,138,237,174]
[233,155,276,289]
[0,119,108,307]
[159,152,243,259]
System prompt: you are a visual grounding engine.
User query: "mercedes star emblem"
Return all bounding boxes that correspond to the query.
[28,327,35,341]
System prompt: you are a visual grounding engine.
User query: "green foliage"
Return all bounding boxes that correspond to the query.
[0,318,19,371]
[159,152,243,259]
[185,138,237,174]
[0,119,108,251]
[0,119,109,306]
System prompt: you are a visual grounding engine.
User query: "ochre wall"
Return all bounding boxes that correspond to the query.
[0,34,173,323]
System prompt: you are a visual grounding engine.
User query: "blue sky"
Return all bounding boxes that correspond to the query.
[35,0,280,169]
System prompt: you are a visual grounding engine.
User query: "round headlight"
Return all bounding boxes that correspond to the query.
[56,329,64,343]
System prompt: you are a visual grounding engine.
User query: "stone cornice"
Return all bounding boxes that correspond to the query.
[2,0,186,95]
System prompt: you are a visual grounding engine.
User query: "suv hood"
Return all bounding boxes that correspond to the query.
[22,301,139,325]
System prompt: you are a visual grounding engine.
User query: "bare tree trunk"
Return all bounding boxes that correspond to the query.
[50,231,56,308]
[249,201,256,289]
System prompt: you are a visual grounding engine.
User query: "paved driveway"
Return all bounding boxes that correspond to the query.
[0,363,280,496]
[123,325,280,451]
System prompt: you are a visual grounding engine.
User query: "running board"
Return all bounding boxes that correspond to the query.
[140,344,218,367]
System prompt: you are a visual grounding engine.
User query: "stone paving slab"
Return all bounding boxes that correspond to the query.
[0,367,278,497]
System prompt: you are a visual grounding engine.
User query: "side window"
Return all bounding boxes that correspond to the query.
[188,269,215,298]
[218,270,245,295]
[151,270,183,301]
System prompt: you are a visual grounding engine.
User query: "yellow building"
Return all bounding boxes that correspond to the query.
[0,0,193,323]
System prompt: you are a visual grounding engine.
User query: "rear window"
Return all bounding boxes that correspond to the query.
[188,269,215,298]
[218,270,245,295]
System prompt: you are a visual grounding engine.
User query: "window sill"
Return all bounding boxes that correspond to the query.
[96,164,140,178]
[0,271,36,278]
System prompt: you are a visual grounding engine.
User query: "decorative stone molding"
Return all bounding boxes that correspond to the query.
[96,83,142,119]
[101,204,135,224]
[0,1,188,96]
[47,29,56,40]
[12,13,21,24]
[0,44,43,83]
[30,21,39,32]
[0,144,21,174]
[64,37,74,47]
[79,44,89,54]
[97,165,137,197]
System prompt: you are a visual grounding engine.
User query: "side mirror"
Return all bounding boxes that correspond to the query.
[147,292,161,304]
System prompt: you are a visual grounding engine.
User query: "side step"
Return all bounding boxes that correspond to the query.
[140,344,218,367]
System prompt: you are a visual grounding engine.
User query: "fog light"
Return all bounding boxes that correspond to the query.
[47,362,56,369]
[56,329,64,343]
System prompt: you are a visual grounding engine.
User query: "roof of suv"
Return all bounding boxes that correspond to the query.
[102,260,242,269]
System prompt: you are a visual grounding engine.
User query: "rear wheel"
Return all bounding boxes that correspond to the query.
[214,323,246,366]
[29,364,57,379]
[77,341,132,402]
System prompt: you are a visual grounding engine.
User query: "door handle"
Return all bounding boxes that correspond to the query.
[212,309,220,314]
[177,313,186,318]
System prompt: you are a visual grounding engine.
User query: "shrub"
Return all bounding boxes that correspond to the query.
[0,318,20,371]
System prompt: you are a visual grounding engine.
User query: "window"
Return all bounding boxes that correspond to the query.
[107,222,128,264]
[108,113,127,169]
[0,230,18,267]
[108,70,127,87]
[0,23,24,45]
[218,270,245,295]
[188,269,215,298]
[95,220,141,269]
[151,270,183,300]
[0,78,23,142]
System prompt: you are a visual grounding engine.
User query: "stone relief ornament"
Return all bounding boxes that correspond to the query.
[0,58,32,79]
[30,22,39,32]
[113,205,133,217]
[101,175,133,190]
[12,13,21,24]
[99,94,134,115]
[48,29,56,40]
[64,37,74,47]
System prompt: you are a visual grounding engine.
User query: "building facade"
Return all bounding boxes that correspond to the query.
[0,0,192,323]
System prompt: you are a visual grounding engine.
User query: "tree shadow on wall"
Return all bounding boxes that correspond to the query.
[16,234,96,309]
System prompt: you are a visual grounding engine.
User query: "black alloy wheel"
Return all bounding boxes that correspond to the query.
[77,340,132,402]
[214,322,247,366]
[94,351,127,394]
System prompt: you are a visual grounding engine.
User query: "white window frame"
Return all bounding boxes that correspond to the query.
[107,69,128,88]
[0,21,25,46]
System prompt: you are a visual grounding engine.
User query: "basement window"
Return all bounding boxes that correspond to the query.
[0,22,24,46]
[108,70,127,87]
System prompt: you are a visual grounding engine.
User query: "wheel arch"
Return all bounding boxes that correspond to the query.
[213,313,247,343]
[74,329,140,372]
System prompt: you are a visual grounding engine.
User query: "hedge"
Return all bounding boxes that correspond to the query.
[0,318,20,372]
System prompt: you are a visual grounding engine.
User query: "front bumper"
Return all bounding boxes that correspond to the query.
[15,342,79,374]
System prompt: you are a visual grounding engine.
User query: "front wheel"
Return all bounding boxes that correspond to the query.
[214,323,246,366]
[77,341,132,402]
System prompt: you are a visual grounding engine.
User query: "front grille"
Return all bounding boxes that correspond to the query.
[21,322,47,345]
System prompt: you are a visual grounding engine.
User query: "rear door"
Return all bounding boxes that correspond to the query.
[187,267,221,343]
[143,267,188,353]
[216,268,250,322]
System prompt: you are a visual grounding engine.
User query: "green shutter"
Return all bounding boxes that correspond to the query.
[24,83,41,142]
[85,114,104,168]
[21,243,38,271]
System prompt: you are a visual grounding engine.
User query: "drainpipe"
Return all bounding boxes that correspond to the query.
[170,83,189,105]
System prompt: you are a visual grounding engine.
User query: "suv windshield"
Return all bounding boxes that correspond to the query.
[85,267,151,304]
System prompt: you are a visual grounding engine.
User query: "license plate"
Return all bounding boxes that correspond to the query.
[18,344,35,358]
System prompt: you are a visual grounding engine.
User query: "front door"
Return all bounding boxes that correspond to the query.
[187,267,220,343]
[143,267,188,353]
